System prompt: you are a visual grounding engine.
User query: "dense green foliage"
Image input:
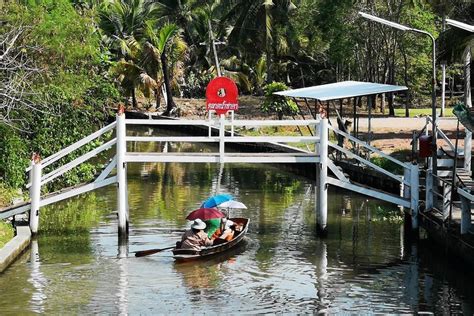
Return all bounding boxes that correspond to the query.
[0,0,120,193]
[262,82,298,120]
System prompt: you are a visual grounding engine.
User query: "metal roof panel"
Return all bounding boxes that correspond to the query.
[274,81,408,101]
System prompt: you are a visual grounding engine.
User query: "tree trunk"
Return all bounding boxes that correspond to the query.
[265,4,272,84]
[388,92,395,116]
[132,88,138,108]
[161,52,176,116]
[155,87,161,110]
[400,42,411,117]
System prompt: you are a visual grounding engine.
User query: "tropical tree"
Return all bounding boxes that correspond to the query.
[140,21,188,111]
[151,23,186,115]
[99,0,159,107]
[219,0,297,84]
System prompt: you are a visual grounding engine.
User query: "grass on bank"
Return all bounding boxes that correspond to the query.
[0,221,14,248]
[393,107,454,118]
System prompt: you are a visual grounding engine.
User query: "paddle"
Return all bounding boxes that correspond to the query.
[134,246,175,257]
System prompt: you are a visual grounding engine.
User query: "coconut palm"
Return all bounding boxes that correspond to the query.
[99,0,159,107]
[145,23,186,115]
[218,0,297,84]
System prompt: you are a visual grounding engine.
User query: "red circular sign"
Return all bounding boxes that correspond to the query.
[206,77,239,115]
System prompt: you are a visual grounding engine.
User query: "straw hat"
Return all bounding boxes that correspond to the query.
[191,219,206,230]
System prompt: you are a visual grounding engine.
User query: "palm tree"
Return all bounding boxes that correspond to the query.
[146,23,186,115]
[141,21,188,112]
[218,0,297,84]
[99,0,159,107]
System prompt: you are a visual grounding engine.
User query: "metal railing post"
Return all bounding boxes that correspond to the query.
[29,153,42,234]
[464,130,472,174]
[410,163,419,230]
[443,182,452,221]
[219,114,225,162]
[460,195,472,234]
[317,118,328,234]
[425,168,433,211]
[116,110,129,236]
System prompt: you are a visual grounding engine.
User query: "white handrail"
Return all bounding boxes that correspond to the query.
[226,119,320,127]
[458,187,474,201]
[126,135,320,144]
[125,119,214,126]
[425,116,456,151]
[328,125,410,169]
[329,142,406,185]
[26,138,117,188]
[126,136,219,143]
[125,118,319,127]
[27,121,117,171]
[437,128,456,152]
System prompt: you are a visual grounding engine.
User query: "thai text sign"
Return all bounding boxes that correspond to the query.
[206,77,239,115]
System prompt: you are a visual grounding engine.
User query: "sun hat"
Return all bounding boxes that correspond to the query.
[191,219,206,230]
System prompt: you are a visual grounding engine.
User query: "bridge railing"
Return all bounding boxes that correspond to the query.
[123,118,322,163]
[457,187,474,234]
[327,124,419,228]
[24,120,118,233]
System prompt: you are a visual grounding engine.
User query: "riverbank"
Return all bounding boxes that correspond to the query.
[0,184,21,248]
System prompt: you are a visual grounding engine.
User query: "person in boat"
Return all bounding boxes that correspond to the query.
[211,218,236,245]
[203,218,221,238]
[179,219,214,251]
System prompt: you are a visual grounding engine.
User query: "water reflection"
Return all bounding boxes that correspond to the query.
[28,239,46,313]
[117,238,129,316]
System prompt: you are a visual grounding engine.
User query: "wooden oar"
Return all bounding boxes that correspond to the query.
[134,246,175,257]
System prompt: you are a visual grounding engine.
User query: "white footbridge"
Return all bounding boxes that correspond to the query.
[0,111,419,236]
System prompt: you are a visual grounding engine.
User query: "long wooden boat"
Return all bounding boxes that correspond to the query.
[172,217,249,261]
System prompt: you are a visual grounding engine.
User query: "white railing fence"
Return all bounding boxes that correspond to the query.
[20,112,421,235]
[25,121,117,233]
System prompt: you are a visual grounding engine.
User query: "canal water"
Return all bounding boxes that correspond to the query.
[1,129,474,314]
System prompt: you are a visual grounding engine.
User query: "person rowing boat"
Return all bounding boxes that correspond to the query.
[178,219,215,251]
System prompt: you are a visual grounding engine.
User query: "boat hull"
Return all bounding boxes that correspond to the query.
[172,217,249,261]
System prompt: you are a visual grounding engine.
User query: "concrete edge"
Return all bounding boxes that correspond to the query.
[0,226,31,273]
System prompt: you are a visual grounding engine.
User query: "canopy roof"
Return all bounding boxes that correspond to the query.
[274,81,408,101]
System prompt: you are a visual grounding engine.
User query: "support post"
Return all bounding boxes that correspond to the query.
[410,163,419,230]
[29,153,42,234]
[460,195,472,235]
[442,182,451,221]
[219,114,225,162]
[425,168,433,211]
[116,110,129,236]
[464,130,472,174]
[317,119,328,235]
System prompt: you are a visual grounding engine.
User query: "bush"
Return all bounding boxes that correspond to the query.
[181,71,214,98]
[0,126,29,188]
[261,82,298,120]
[370,155,404,175]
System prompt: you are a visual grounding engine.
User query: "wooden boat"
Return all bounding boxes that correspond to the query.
[172,217,249,261]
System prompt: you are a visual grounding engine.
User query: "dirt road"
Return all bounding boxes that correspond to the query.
[355,117,465,154]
